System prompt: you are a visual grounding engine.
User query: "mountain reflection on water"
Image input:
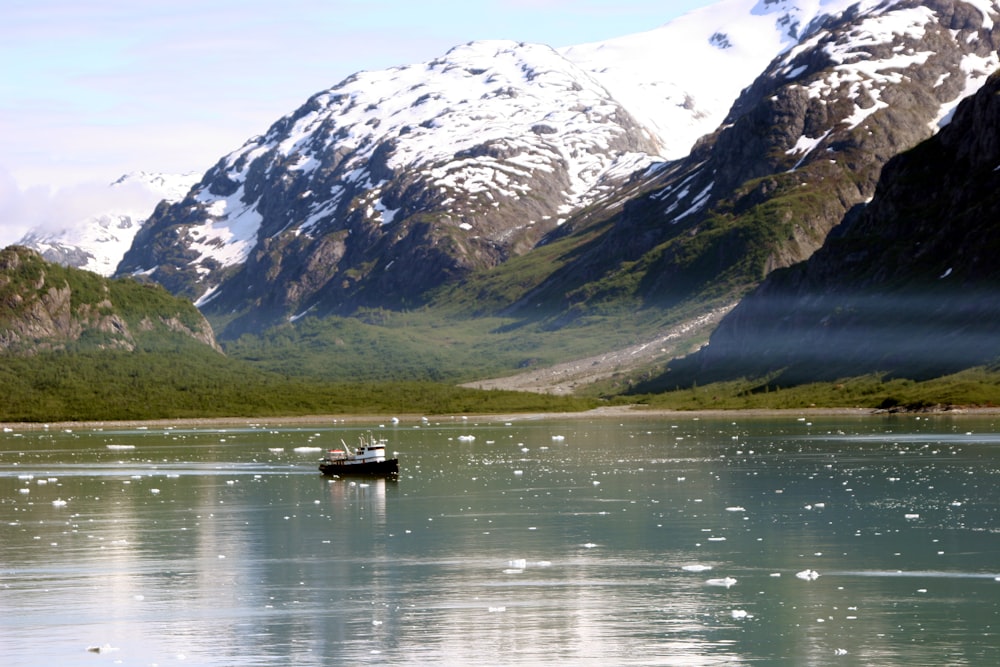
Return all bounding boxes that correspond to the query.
[2,415,999,666]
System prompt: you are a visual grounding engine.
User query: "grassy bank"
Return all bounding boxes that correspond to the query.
[629,368,1000,411]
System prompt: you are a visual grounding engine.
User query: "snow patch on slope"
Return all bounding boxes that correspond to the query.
[561,0,879,159]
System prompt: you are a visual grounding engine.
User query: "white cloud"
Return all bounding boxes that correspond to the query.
[0,168,164,248]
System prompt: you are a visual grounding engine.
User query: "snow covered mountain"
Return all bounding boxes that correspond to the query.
[18,172,198,276]
[118,0,1000,342]
[116,0,864,329]
[517,0,1000,319]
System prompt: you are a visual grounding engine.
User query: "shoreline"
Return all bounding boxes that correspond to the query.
[4,405,1000,431]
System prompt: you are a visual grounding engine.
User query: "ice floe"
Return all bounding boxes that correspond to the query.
[705,577,737,588]
[682,564,713,572]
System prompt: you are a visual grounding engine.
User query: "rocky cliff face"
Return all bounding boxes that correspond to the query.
[661,70,1000,386]
[0,246,219,354]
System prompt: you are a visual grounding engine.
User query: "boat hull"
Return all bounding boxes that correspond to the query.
[319,458,399,476]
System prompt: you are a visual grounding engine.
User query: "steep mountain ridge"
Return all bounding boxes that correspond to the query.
[512,0,1000,321]
[658,69,1000,388]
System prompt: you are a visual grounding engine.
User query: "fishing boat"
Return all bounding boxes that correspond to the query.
[319,434,399,476]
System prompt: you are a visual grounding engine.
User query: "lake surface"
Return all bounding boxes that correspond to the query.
[2,414,999,666]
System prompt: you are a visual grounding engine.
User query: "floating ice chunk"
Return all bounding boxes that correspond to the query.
[106,444,135,450]
[503,568,523,574]
[551,435,565,441]
[18,488,29,495]
[513,470,523,475]
[293,447,322,453]
[268,448,285,453]
[52,499,67,507]
[707,536,727,542]
[582,542,598,549]
[904,513,920,520]
[682,564,713,572]
[834,648,848,656]
[488,606,506,612]
[508,558,527,569]
[731,609,751,619]
[725,506,746,512]
[150,489,161,495]
[796,569,820,581]
[458,435,476,442]
[706,577,737,588]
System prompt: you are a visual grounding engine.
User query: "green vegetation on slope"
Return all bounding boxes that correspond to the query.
[223,306,674,384]
[0,341,597,423]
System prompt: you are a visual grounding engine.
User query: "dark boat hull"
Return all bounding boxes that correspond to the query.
[319,458,399,476]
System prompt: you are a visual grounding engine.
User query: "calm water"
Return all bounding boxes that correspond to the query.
[2,414,999,666]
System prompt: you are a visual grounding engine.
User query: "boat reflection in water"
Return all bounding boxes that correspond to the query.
[318,433,399,476]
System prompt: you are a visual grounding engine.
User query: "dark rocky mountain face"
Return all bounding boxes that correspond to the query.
[517,0,1000,322]
[658,70,1000,388]
[0,246,219,355]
